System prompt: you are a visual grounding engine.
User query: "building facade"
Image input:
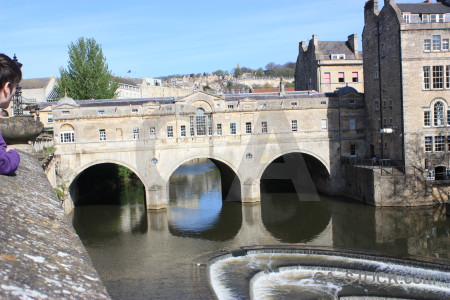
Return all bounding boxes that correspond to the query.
[295,34,364,93]
[363,0,450,178]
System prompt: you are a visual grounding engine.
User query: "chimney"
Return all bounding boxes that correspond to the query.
[424,0,431,3]
[347,34,359,54]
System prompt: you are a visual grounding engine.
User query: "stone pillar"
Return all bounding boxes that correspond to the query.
[241,178,261,203]
[146,185,168,210]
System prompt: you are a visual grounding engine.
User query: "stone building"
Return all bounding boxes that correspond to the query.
[295,34,364,93]
[20,76,58,104]
[363,0,450,178]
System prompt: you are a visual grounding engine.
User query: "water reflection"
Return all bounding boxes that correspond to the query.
[70,159,450,300]
[168,160,242,241]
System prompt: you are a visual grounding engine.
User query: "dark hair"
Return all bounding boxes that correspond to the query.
[0,53,22,92]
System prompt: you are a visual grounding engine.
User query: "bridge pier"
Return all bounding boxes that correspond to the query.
[146,185,168,210]
[242,179,261,203]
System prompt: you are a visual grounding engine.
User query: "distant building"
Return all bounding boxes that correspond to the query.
[115,77,147,99]
[295,34,364,93]
[20,76,58,104]
[363,0,450,178]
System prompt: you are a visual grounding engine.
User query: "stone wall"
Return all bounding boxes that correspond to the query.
[344,165,450,206]
[0,145,110,299]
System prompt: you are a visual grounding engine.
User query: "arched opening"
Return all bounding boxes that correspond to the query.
[71,163,148,241]
[435,166,447,180]
[167,158,242,241]
[259,152,331,242]
[260,152,330,195]
[70,163,145,206]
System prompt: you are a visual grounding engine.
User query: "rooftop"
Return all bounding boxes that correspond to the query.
[397,2,450,14]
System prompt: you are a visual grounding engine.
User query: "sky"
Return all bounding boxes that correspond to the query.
[2,0,420,79]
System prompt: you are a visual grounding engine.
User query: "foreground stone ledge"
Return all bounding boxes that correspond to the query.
[0,145,110,299]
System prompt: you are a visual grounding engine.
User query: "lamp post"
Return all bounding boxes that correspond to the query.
[12,54,23,116]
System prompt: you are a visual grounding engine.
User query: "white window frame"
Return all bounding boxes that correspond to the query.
[321,119,328,130]
[291,120,298,132]
[180,125,186,137]
[331,54,345,60]
[99,129,106,141]
[167,126,173,138]
[230,123,236,135]
[47,114,53,124]
[216,123,222,136]
[349,119,356,131]
[424,39,431,52]
[60,131,75,143]
[132,127,139,139]
[425,136,433,152]
[403,13,411,23]
[424,110,431,127]
[245,122,252,134]
[261,121,268,133]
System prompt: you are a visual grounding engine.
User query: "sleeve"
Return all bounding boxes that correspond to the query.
[0,148,20,175]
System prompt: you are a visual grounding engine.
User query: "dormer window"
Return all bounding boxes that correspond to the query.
[331,54,345,60]
[403,13,411,23]
[422,14,445,23]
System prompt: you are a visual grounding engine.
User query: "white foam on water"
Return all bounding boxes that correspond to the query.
[209,252,450,299]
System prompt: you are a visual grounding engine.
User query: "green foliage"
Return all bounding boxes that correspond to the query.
[255,68,264,77]
[234,66,243,78]
[212,70,226,76]
[262,82,274,88]
[56,37,118,100]
[117,165,133,181]
[43,146,56,156]
[54,184,68,202]
[285,81,295,88]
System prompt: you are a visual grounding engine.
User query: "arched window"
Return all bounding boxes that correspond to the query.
[196,108,206,136]
[60,124,75,143]
[434,101,445,126]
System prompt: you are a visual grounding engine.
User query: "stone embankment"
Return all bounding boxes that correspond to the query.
[0,116,110,299]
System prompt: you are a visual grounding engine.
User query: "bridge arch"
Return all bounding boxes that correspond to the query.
[257,149,330,181]
[166,155,242,202]
[258,150,331,196]
[67,159,148,207]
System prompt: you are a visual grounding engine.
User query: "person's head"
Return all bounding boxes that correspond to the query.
[0,54,22,110]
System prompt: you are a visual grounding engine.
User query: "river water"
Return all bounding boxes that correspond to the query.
[70,160,450,299]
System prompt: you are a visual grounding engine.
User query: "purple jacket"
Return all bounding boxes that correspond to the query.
[0,131,20,175]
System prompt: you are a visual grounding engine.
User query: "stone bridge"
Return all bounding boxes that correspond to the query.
[51,91,365,212]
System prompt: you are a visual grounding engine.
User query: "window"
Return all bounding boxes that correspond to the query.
[60,131,75,143]
[324,72,331,83]
[230,123,236,135]
[321,119,328,130]
[443,39,449,51]
[331,54,345,60]
[424,111,431,126]
[196,108,206,136]
[422,14,431,23]
[291,102,298,107]
[338,72,345,83]
[434,101,445,126]
[228,105,234,109]
[435,136,445,151]
[132,108,138,113]
[261,121,268,133]
[349,119,356,130]
[291,120,298,132]
[98,110,105,115]
[246,122,252,134]
[132,128,139,139]
[180,125,186,137]
[47,114,53,123]
[208,115,213,136]
[448,110,450,125]
[374,63,379,80]
[403,13,411,23]
[447,66,450,89]
[448,137,450,151]
[62,111,70,116]
[433,35,441,51]
[433,66,444,89]
[189,116,195,136]
[425,136,433,152]
[217,124,222,136]
[352,72,359,83]
[431,14,445,23]
[424,39,431,51]
[375,101,380,110]
[99,129,106,141]
[423,66,430,90]
[350,144,356,156]
[381,44,385,57]
[167,126,173,138]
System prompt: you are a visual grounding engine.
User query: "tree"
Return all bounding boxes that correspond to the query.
[234,66,243,78]
[56,37,118,100]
